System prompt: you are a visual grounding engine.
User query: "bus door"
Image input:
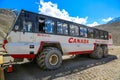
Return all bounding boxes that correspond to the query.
[20,20,34,42]
[19,14,35,54]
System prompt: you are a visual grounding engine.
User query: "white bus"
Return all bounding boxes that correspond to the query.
[2,10,113,70]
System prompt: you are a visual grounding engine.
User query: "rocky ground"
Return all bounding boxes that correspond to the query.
[54,46,120,80]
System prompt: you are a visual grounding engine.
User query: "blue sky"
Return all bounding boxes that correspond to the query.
[0,0,120,26]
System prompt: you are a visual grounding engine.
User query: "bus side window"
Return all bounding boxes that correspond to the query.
[23,21,32,32]
[63,23,68,35]
[104,32,108,40]
[38,17,45,33]
[57,22,68,35]
[44,19,54,33]
[94,29,99,39]
[100,31,104,39]
[13,16,22,31]
[69,24,79,36]
[88,28,94,38]
[57,22,63,34]
[80,27,87,37]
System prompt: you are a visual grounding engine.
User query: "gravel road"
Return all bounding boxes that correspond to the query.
[55,46,120,80]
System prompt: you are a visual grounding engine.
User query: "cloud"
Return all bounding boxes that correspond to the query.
[38,0,88,24]
[102,17,113,22]
[87,22,99,27]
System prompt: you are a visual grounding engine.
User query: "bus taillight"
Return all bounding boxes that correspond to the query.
[109,35,112,39]
[2,39,8,50]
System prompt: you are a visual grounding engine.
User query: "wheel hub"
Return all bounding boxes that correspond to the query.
[49,54,59,65]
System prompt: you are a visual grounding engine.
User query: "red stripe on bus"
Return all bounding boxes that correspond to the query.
[37,41,44,53]
[69,50,93,55]
[94,43,96,50]
[11,54,36,58]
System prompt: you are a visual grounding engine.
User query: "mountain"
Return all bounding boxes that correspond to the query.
[9,9,20,16]
[108,17,120,24]
[95,22,120,46]
[0,8,16,43]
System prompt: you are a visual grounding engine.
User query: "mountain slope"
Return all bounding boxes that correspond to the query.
[95,22,120,46]
[108,17,120,24]
[0,9,16,43]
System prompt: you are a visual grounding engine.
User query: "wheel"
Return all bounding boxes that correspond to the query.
[90,46,103,59]
[75,54,81,58]
[37,47,62,70]
[102,46,108,57]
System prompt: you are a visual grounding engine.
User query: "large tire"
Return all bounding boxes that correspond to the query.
[37,47,62,70]
[102,46,108,57]
[90,46,103,59]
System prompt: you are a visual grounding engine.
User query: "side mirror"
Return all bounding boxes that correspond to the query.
[14,25,19,32]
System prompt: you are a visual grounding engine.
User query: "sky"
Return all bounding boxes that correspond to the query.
[0,0,120,27]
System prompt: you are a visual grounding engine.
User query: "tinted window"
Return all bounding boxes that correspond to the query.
[44,19,54,33]
[88,28,94,38]
[100,31,104,39]
[94,29,100,39]
[104,31,108,40]
[23,21,33,32]
[13,17,21,31]
[13,13,36,32]
[57,22,68,35]
[57,22,63,34]
[38,17,45,33]
[62,23,68,35]
[38,18,54,34]
[69,24,79,36]
[80,27,87,37]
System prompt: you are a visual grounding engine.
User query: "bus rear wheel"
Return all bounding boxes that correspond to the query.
[90,46,103,59]
[102,46,108,57]
[37,47,62,70]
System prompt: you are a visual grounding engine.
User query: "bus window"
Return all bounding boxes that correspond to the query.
[104,32,108,40]
[23,21,32,32]
[69,24,79,36]
[80,27,87,37]
[44,19,54,33]
[62,23,68,35]
[38,17,45,33]
[88,28,94,38]
[94,29,100,39]
[100,31,104,39]
[13,18,21,31]
[57,22,68,35]
[57,22,63,34]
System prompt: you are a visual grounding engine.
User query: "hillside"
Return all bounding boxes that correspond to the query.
[108,17,120,24]
[0,9,16,43]
[95,22,120,46]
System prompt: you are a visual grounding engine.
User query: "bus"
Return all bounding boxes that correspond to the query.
[2,10,113,70]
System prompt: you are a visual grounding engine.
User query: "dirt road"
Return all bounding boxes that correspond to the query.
[55,46,120,80]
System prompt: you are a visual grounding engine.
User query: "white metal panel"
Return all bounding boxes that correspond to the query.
[9,31,20,42]
[20,32,34,42]
[7,32,111,55]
